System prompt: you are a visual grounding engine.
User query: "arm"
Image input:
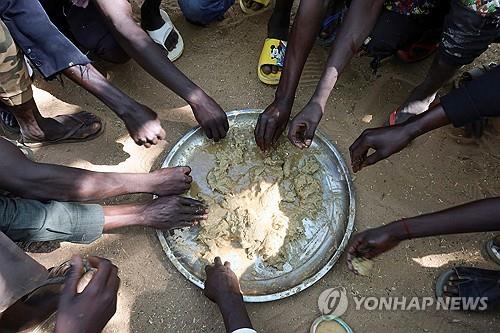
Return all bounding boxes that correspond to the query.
[347,198,500,269]
[204,258,253,333]
[63,64,165,147]
[0,138,188,201]
[91,0,228,141]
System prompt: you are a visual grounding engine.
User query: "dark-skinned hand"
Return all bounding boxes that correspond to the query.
[121,103,166,148]
[55,256,120,333]
[204,257,242,304]
[191,95,229,142]
[349,125,413,173]
[346,225,402,275]
[254,100,292,151]
[288,102,323,149]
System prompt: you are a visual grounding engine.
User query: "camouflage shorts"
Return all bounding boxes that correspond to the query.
[0,19,32,107]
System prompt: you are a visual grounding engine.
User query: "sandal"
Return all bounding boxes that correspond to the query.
[317,6,347,47]
[486,239,500,266]
[435,266,500,311]
[20,111,104,148]
[257,38,287,85]
[146,9,184,62]
[239,0,272,15]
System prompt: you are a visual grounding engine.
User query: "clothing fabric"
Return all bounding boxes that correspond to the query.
[0,0,90,79]
[39,0,130,64]
[0,196,104,244]
[441,65,500,126]
[460,0,500,14]
[440,0,500,66]
[0,20,32,107]
[384,0,438,15]
[178,0,235,25]
[0,231,49,313]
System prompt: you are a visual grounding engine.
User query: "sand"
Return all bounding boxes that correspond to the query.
[14,1,500,332]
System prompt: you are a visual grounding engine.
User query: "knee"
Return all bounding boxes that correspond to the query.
[178,0,235,25]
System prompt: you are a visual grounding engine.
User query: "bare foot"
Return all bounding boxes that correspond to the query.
[142,196,207,230]
[150,166,193,196]
[120,104,165,147]
[260,6,290,75]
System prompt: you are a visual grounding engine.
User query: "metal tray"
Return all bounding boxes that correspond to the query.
[157,109,355,302]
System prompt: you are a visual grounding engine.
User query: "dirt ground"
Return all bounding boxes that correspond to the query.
[20,1,500,332]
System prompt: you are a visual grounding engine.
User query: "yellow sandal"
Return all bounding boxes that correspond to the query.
[239,0,272,15]
[257,38,287,85]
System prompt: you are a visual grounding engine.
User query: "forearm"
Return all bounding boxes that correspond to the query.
[311,0,385,107]
[93,1,203,104]
[389,198,500,241]
[402,104,451,139]
[8,163,156,202]
[217,294,253,333]
[275,0,327,103]
[63,64,139,118]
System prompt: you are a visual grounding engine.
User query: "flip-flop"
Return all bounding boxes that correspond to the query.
[435,266,500,311]
[146,9,184,62]
[257,38,287,85]
[239,0,271,15]
[485,239,500,266]
[20,111,104,148]
[387,107,415,126]
[0,108,20,133]
[396,41,439,63]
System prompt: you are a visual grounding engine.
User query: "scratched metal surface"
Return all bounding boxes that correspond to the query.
[157,109,355,302]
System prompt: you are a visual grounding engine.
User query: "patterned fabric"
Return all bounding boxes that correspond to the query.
[0,20,33,106]
[461,0,500,14]
[385,0,438,15]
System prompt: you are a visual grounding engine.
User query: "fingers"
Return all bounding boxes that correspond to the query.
[361,151,385,169]
[180,166,192,175]
[105,263,121,296]
[224,261,231,268]
[85,257,113,293]
[158,128,166,141]
[214,257,222,266]
[254,114,266,151]
[349,135,370,173]
[62,255,84,297]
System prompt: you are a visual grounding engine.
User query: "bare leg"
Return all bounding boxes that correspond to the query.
[261,0,295,75]
[400,56,460,116]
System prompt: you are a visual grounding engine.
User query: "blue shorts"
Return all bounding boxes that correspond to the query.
[178,0,235,26]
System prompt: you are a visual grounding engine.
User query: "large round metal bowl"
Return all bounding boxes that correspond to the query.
[157,109,355,302]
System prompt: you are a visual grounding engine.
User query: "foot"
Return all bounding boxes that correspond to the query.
[120,104,165,147]
[141,196,208,230]
[261,9,290,75]
[486,236,500,265]
[18,111,102,143]
[150,166,193,196]
[140,5,179,54]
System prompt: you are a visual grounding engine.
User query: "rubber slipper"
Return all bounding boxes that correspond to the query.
[146,9,184,62]
[486,239,500,266]
[20,111,105,148]
[257,38,287,85]
[239,0,271,15]
[396,41,439,63]
[0,108,20,134]
[435,266,500,311]
[387,107,415,126]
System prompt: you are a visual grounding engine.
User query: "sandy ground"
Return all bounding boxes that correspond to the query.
[14,1,500,332]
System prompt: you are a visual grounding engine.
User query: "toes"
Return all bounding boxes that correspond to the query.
[261,65,272,75]
[271,65,279,74]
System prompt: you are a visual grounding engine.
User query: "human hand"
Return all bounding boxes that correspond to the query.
[55,256,120,333]
[150,166,193,196]
[204,257,242,304]
[346,224,403,274]
[142,196,208,230]
[190,94,229,142]
[121,103,166,148]
[254,99,292,151]
[349,125,413,173]
[288,102,323,149]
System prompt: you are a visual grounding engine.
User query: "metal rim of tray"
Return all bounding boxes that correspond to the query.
[156,109,356,302]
